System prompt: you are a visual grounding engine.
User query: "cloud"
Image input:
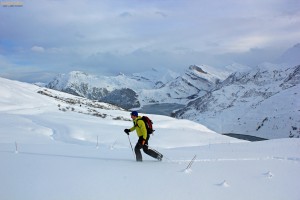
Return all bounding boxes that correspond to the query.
[155,11,167,18]
[31,46,45,53]
[0,54,56,82]
[0,0,299,82]
[119,12,132,18]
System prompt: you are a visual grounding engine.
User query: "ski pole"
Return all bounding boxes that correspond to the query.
[185,155,197,170]
[128,135,135,157]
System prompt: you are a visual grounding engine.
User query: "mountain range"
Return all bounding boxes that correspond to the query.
[175,64,300,139]
[46,44,300,139]
[46,65,231,109]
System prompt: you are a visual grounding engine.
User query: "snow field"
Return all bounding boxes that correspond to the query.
[1,139,299,200]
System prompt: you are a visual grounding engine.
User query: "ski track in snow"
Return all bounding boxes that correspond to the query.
[2,147,299,165]
[165,156,300,164]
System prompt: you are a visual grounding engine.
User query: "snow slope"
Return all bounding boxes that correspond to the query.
[0,77,300,200]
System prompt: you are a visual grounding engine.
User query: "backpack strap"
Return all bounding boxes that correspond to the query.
[136,118,143,128]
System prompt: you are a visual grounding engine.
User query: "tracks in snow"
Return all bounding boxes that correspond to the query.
[165,156,300,163]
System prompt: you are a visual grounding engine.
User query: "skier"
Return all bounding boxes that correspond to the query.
[124,111,163,162]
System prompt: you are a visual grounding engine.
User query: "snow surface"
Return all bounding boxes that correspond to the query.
[1,77,300,200]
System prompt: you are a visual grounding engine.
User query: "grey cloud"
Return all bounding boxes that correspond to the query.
[119,12,133,18]
[0,0,299,82]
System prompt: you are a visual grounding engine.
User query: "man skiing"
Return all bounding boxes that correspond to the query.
[124,111,163,162]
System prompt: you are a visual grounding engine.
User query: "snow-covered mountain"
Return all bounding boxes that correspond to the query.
[46,65,221,109]
[175,64,300,139]
[46,71,151,109]
[45,44,300,139]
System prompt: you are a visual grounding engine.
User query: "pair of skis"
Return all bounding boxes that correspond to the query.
[128,135,197,169]
[127,135,163,160]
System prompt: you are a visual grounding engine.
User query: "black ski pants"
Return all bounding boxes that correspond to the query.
[134,135,161,161]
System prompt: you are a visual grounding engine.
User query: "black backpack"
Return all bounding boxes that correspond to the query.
[137,116,154,134]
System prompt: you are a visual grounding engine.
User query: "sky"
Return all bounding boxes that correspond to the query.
[0,0,300,82]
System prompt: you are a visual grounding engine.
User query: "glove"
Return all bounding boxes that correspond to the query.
[124,129,130,135]
[140,139,145,146]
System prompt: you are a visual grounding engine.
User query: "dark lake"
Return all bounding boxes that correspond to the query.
[137,103,185,116]
[223,133,268,141]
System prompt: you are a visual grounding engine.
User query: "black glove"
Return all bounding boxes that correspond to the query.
[124,129,130,135]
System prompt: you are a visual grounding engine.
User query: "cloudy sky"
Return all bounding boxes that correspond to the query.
[0,0,299,82]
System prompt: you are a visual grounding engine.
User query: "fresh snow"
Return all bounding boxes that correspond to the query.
[0,77,300,200]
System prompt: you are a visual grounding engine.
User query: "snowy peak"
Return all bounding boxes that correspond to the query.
[147,65,221,103]
[188,65,208,74]
[185,65,221,84]
[69,70,89,77]
[131,67,180,88]
[47,71,147,109]
[175,65,300,139]
[281,65,300,89]
[220,63,300,89]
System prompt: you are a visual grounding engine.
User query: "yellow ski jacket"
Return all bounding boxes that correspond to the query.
[129,116,147,140]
